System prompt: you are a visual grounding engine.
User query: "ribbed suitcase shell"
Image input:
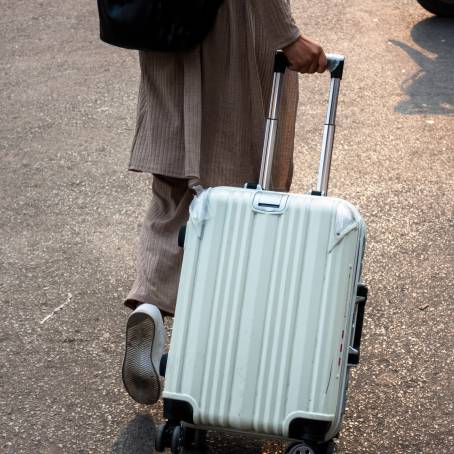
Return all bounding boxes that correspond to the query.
[164,186,365,442]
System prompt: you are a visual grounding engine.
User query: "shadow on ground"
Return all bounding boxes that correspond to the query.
[112,414,286,454]
[112,414,157,454]
[390,16,454,115]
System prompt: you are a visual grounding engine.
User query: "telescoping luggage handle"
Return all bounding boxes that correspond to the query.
[258,51,345,196]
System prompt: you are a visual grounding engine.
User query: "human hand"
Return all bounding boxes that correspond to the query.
[283,35,327,74]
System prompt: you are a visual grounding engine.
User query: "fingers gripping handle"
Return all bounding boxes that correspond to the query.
[273,51,345,78]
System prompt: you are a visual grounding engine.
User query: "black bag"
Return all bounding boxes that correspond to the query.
[97,0,224,52]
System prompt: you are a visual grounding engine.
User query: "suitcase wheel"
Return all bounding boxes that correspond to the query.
[286,440,336,454]
[169,424,207,454]
[155,422,174,452]
[171,425,183,454]
[286,443,315,454]
[155,424,167,452]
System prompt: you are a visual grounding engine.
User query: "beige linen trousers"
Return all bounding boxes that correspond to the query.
[126,0,301,315]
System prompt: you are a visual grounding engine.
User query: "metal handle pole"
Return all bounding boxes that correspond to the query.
[259,52,345,194]
[316,54,344,196]
[259,52,287,190]
[316,77,341,195]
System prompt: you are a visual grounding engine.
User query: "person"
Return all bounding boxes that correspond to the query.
[122,0,327,405]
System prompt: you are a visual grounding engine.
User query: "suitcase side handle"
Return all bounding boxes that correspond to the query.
[348,284,368,365]
[259,51,344,195]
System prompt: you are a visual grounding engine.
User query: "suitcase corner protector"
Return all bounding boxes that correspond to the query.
[163,394,197,424]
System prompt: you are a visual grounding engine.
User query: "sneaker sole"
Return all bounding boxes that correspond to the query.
[122,312,161,404]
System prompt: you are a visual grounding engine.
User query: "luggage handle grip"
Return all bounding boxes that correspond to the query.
[326,54,345,79]
[273,51,344,79]
[348,284,368,365]
[259,51,345,194]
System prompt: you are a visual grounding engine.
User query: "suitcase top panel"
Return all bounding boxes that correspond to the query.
[188,186,365,240]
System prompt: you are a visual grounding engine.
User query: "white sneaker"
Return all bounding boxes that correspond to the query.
[122,303,165,404]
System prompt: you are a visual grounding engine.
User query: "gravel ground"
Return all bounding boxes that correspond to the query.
[1,1,453,453]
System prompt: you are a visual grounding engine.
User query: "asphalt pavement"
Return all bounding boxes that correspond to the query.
[1,0,453,453]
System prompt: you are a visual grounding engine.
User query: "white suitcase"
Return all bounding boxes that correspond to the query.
[158,53,368,454]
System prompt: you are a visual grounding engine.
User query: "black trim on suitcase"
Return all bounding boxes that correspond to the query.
[288,418,332,442]
[348,284,368,365]
[178,225,187,248]
[164,398,194,424]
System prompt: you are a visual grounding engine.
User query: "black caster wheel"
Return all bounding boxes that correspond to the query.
[171,425,186,454]
[286,442,315,454]
[155,424,167,452]
[286,440,336,454]
[155,422,174,452]
[180,426,208,450]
